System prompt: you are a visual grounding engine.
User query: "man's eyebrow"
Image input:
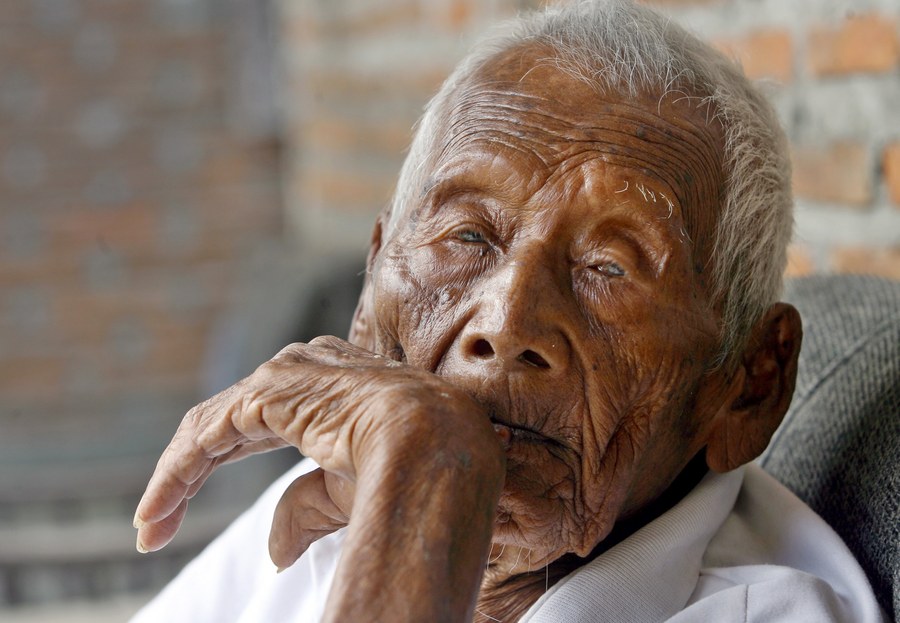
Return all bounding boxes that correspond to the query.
[585,213,673,279]
[420,172,497,205]
[419,177,445,200]
[413,178,493,225]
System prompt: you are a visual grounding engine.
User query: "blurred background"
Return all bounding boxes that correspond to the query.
[0,0,898,620]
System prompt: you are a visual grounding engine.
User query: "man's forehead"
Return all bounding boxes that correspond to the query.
[458,43,723,131]
[424,44,727,260]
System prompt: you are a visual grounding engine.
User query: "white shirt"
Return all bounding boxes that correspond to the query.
[132,460,885,622]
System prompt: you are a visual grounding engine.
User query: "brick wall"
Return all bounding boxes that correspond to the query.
[658,0,900,279]
[0,0,286,605]
[277,0,547,258]
[279,0,900,278]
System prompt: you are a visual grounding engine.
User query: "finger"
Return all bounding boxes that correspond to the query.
[307,335,374,358]
[135,435,213,527]
[323,469,355,516]
[268,469,350,571]
[183,439,291,499]
[134,426,286,553]
[136,498,189,553]
[134,401,243,529]
[134,367,300,551]
[217,438,290,466]
[291,336,390,368]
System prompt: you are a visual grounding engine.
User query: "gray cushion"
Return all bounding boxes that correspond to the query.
[760,275,900,620]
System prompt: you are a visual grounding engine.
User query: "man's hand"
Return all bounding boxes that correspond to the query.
[133,336,506,622]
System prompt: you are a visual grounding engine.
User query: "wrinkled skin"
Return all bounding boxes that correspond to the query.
[135,44,801,623]
[134,337,506,622]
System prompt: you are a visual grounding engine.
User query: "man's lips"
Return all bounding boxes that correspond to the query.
[492,422,513,449]
[490,415,556,448]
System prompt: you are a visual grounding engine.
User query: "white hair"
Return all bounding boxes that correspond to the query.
[386,0,793,366]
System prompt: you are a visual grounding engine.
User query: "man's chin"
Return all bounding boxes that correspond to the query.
[486,531,567,574]
[489,496,571,568]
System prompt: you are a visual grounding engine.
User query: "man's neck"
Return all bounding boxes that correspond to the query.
[475,452,710,622]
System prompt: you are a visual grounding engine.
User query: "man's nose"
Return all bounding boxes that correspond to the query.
[455,258,571,374]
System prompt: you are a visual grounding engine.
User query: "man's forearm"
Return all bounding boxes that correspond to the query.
[323,415,505,623]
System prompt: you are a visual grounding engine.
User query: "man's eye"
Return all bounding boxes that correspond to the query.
[592,261,625,277]
[455,229,487,243]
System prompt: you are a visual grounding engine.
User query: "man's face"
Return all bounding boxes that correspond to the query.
[369,48,731,566]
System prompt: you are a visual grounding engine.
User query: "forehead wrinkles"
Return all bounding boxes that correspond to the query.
[432,83,724,255]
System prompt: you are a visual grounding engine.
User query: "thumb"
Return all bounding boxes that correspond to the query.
[268,468,351,571]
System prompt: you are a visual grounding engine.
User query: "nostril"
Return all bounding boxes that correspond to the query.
[472,339,495,358]
[518,349,550,369]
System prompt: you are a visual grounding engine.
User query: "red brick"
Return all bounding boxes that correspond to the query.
[883,142,900,207]
[300,116,413,156]
[0,357,65,399]
[51,264,232,344]
[79,0,156,24]
[791,142,872,206]
[784,244,816,277]
[199,139,270,187]
[52,329,208,397]
[49,202,161,263]
[191,184,283,236]
[300,167,397,211]
[0,252,78,288]
[444,0,474,30]
[639,0,724,6]
[282,14,319,46]
[320,3,423,39]
[712,29,794,83]
[831,246,900,280]
[808,14,900,76]
[302,67,448,102]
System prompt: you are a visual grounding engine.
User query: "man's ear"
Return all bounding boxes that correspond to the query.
[347,215,384,351]
[705,302,803,473]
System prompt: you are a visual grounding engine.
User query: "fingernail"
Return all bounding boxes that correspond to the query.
[276,566,287,574]
[136,536,148,554]
[133,511,144,530]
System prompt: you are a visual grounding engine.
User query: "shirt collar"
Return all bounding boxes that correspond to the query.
[520,466,745,623]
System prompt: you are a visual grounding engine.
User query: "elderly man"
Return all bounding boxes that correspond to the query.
[132,1,884,621]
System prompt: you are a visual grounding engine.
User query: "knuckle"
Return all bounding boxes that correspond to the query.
[308,335,344,350]
[271,342,307,363]
[240,387,266,427]
[183,403,205,428]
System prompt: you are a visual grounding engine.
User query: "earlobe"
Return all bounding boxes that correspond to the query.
[705,302,803,472]
[348,216,385,351]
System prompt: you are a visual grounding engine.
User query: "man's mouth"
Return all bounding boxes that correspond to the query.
[490,414,554,448]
